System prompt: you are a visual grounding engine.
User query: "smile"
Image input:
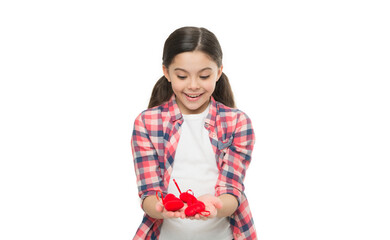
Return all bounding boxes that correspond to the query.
[184,93,204,101]
[185,93,203,98]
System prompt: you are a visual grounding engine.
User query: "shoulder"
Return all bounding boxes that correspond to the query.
[214,101,255,146]
[215,101,252,124]
[138,103,167,118]
[134,102,170,126]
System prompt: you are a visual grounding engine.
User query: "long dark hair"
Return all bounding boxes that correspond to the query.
[148,27,235,109]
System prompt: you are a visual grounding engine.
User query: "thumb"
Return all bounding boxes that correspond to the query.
[211,196,223,209]
[155,201,164,212]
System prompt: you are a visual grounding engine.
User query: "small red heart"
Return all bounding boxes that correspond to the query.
[184,201,204,216]
[184,200,210,217]
[171,179,210,217]
[156,191,184,212]
[184,205,196,216]
[163,193,178,203]
[180,191,197,205]
[164,199,184,211]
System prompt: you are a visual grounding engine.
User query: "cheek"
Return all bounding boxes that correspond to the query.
[204,81,217,92]
[171,82,185,93]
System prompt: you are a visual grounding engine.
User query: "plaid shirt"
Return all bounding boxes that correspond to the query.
[131,95,257,240]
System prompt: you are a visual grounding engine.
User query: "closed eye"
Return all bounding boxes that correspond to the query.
[177,75,187,79]
[200,75,210,79]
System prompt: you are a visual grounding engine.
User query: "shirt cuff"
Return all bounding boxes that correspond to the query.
[215,186,242,206]
[139,190,164,209]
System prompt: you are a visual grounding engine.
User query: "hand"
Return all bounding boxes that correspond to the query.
[187,194,223,220]
[155,200,186,219]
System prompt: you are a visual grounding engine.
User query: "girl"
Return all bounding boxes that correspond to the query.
[131,27,256,240]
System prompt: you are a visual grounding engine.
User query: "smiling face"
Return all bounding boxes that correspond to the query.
[163,51,223,115]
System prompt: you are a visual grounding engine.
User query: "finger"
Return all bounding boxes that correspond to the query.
[211,208,218,217]
[178,210,185,219]
[162,211,170,218]
[166,211,174,218]
[155,202,164,212]
[211,197,223,209]
[174,211,182,218]
[198,214,207,220]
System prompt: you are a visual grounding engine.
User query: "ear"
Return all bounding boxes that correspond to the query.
[163,65,171,82]
[216,65,223,81]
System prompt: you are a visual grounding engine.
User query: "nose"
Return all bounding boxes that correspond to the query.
[188,78,200,90]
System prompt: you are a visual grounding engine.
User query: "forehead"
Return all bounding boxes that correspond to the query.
[170,51,218,71]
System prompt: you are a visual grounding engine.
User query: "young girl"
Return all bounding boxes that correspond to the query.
[131,27,256,240]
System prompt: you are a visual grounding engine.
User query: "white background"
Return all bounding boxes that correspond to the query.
[1,0,389,239]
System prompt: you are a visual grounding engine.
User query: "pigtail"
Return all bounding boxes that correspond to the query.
[212,72,236,108]
[148,76,173,109]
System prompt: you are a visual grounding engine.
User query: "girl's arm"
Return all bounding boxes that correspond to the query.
[215,111,255,206]
[142,195,163,219]
[132,113,164,210]
[217,194,238,218]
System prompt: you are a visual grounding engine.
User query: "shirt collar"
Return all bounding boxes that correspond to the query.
[205,96,217,127]
[168,95,183,123]
[168,94,217,127]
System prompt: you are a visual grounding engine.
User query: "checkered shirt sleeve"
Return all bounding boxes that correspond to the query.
[215,110,255,206]
[131,110,163,202]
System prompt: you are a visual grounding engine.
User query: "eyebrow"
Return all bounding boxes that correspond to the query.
[174,67,212,73]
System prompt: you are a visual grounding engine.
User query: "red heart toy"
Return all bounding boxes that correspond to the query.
[173,179,210,217]
[156,191,184,211]
[179,189,197,205]
[185,200,207,217]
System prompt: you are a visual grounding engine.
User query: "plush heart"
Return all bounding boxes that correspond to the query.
[155,191,184,212]
[162,193,184,211]
[171,179,210,217]
[180,191,197,205]
[164,199,184,211]
[163,193,179,203]
[185,200,206,216]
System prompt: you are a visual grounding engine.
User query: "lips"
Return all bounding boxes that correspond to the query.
[185,93,203,98]
[184,93,204,101]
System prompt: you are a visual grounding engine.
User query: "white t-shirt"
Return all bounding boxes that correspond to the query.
[159,105,233,240]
